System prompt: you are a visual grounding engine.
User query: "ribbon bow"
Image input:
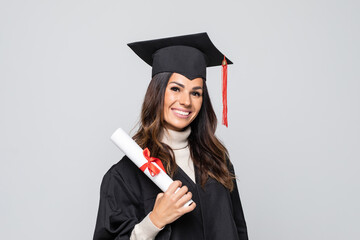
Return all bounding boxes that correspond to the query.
[140,148,166,177]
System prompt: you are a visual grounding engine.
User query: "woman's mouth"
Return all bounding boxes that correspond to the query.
[172,108,191,118]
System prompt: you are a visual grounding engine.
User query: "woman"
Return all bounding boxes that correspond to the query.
[93,33,248,240]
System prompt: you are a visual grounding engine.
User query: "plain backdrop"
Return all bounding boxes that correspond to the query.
[1,0,359,239]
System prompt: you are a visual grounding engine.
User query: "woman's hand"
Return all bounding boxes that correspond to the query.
[149,180,196,229]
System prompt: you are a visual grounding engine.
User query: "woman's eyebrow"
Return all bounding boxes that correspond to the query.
[169,81,203,90]
[192,86,203,90]
[169,81,184,88]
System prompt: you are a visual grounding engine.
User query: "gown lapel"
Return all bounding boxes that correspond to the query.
[172,166,206,239]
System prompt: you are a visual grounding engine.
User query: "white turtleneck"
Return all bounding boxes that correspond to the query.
[160,127,195,182]
[130,127,195,240]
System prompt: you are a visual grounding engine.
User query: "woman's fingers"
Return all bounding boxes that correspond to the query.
[165,180,182,195]
[185,201,196,213]
[177,192,192,205]
[173,185,189,201]
[177,191,192,207]
[151,181,196,226]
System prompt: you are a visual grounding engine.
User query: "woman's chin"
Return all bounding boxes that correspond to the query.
[164,121,190,132]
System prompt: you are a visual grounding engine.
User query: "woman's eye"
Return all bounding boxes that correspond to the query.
[191,91,201,97]
[170,87,180,92]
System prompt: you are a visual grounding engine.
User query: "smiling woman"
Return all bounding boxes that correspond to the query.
[93,33,248,240]
[164,73,203,131]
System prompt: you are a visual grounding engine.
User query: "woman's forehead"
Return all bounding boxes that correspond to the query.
[168,73,203,88]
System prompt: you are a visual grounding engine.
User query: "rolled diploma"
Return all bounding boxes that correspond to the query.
[111,128,193,207]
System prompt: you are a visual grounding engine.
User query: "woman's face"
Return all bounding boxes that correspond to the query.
[163,73,203,131]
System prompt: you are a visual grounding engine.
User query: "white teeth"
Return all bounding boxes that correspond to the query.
[174,110,190,116]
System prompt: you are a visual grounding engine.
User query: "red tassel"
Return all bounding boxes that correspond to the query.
[222,56,228,127]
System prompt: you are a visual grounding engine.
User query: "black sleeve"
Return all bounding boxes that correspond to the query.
[93,168,142,240]
[228,161,249,240]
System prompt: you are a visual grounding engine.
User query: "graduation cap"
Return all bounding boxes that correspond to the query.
[127,32,231,127]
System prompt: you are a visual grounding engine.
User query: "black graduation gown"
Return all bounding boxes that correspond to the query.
[93,156,248,240]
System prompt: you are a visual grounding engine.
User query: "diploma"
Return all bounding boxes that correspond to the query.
[111,128,193,207]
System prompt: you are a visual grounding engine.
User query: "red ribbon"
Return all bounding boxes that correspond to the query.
[140,148,166,177]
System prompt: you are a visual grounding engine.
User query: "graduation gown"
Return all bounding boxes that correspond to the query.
[93,156,248,240]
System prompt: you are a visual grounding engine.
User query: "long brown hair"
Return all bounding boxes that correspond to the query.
[133,72,234,191]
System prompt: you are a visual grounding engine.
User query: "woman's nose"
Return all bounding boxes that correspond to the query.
[179,92,191,106]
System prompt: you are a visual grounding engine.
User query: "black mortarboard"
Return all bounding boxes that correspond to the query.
[127,32,232,127]
[127,32,232,80]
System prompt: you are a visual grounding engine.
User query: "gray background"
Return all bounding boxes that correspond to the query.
[1,0,359,239]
